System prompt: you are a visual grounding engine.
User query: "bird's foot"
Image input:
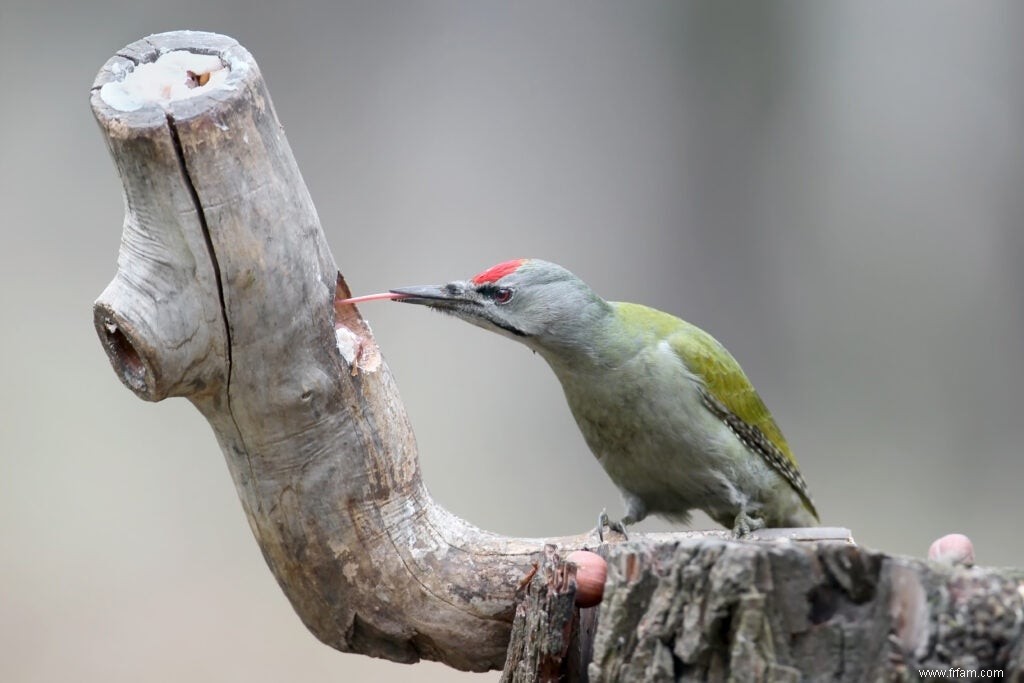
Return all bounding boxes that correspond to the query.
[731,511,766,539]
[596,508,630,542]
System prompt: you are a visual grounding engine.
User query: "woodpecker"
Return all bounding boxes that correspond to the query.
[381,258,818,537]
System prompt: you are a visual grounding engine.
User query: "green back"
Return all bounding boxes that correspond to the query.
[614,303,817,518]
[671,327,793,461]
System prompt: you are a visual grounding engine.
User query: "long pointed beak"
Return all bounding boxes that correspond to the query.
[388,284,473,308]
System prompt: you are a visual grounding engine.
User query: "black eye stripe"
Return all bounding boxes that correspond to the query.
[477,285,514,304]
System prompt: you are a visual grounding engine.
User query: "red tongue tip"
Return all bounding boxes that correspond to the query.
[335,291,407,305]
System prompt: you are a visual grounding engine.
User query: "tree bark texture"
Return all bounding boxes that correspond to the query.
[90,31,578,672]
[91,32,1024,679]
[504,539,1024,681]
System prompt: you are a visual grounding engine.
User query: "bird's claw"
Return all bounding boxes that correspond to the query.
[596,508,629,542]
[596,509,608,542]
[731,510,766,539]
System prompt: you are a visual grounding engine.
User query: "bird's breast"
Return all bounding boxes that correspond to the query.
[553,343,728,503]
[546,338,812,527]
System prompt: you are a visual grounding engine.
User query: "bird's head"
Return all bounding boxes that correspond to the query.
[390,259,611,352]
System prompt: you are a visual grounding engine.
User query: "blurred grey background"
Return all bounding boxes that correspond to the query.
[2,1,1023,681]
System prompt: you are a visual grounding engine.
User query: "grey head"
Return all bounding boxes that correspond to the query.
[390,258,612,355]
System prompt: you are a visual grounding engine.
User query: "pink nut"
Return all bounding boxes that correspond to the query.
[928,533,975,566]
[567,550,607,608]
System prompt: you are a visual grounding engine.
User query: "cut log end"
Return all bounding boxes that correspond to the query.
[93,303,154,399]
[99,50,230,112]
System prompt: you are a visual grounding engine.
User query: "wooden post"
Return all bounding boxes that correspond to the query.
[90,30,563,671]
[91,32,1024,679]
[504,539,1024,681]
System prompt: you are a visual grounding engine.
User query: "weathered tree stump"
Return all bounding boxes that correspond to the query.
[91,32,1024,680]
[504,539,1024,681]
[90,30,563,671]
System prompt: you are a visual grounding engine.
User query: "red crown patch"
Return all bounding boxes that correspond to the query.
[471,258,527,284]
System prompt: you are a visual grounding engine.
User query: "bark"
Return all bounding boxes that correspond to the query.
[91,32,1024,679]
[504,539,1024,681]
[90,30,567,672]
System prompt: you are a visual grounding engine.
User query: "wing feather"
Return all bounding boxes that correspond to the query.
[611,303,817,519]
[667,320,819,520]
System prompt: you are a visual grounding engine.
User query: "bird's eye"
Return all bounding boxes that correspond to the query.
[493,288,514,305]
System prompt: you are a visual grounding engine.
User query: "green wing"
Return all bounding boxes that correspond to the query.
[668,322,791,459]
[615,304,817,518]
